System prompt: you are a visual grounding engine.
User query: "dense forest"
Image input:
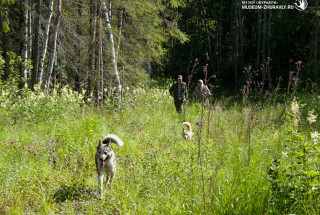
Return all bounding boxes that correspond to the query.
[0,0,319,102]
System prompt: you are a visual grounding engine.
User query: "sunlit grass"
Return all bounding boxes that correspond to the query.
[0,84,319,214]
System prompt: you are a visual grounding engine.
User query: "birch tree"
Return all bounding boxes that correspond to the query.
[22,0,29,84]
[31,0,41,89]
[101,0,121,107]
[45,0,61,91]
[38,0,54,87]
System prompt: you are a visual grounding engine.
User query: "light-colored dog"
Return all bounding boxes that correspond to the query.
[95,134,124,195]
[182,122,194,140]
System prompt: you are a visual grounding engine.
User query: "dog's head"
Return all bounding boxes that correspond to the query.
[97,140,113,168]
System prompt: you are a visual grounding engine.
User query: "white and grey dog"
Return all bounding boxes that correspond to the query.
[95,134,124,195]
[182,122,194,140]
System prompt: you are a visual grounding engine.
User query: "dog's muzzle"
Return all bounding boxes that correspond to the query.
[99,156,109,168]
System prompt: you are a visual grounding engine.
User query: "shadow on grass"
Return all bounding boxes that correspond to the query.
[53,185,99,202]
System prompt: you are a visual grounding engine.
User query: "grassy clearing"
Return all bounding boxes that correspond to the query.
[0,84,320,214]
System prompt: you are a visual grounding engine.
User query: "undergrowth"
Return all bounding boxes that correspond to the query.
[0,82,320,214]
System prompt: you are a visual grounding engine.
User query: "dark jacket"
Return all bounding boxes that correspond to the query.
[169,82,187,100]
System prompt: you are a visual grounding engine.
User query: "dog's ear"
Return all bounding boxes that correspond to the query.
[99,139,102,146]
[108,139,112,147]
[183,128,185,133]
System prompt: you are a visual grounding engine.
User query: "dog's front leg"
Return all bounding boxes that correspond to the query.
[105,172,114,189]
[98,173,105,196]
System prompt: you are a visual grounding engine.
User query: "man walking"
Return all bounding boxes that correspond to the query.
[194,79,212,102]
[169,75,187,112]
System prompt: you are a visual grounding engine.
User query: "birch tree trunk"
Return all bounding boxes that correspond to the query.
[39,0,54,87]
[87,0,97,100]
[102,0,121,107]
[95,1,101,104]
[45,0,61,91]
[75,0,83,93]
[100,33,104,105]
[31,0,41,89]
[22,0,29,85]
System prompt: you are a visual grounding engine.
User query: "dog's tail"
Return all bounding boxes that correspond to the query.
[182,122,192,132]
[102,134,124,147]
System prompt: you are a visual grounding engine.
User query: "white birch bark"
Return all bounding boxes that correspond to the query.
[38,0,54,86]
[31,0,41,88]
[46,0,61,91]
[101,1,121,107]
[22,0,29,84]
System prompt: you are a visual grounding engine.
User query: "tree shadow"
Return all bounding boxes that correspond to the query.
[53,185,99,202]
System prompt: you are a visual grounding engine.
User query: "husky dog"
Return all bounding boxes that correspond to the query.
[95,134,124,194]
[182,122,194,140]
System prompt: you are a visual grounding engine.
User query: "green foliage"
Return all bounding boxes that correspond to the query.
[267,98,320,214]
[1,82,320,214]
[303,60,320,90]
[0,0,16,33]
[0,51,32,90]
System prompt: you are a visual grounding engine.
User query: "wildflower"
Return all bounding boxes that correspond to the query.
[291,99,300,117]
[307,109,317,125]
[250,114,255,120]
[295,61,302,65]
[265,90,271,95]
[292,77,299,82]
[10,139,14,144]
[310,131,319,144]
[282,152,288,158]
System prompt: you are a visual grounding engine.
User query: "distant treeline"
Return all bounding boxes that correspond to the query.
[0,0,319,100]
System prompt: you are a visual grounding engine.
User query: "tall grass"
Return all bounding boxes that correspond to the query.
[0,82,319,214]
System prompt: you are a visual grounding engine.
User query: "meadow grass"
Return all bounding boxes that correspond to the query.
[0,84,319,214]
